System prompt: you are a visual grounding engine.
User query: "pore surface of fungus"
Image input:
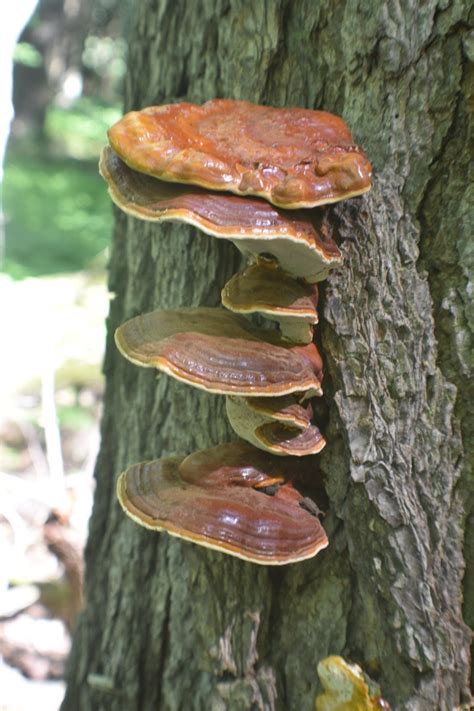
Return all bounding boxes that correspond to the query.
[108,99,372,208]
[115,307,323,396]
[99,146,342,282]
[117,441,328,564]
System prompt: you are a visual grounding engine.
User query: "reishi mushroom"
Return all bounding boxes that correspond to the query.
[315,656,391,711]
[115,307,323,397]
[99,145,342,283]
[221,258,319,344]
[225,395,326,457]
[107,99,372,208]
[101,98,372,563]
[237,394,314,429]
[255,422,326,457]
[117,441,328,565]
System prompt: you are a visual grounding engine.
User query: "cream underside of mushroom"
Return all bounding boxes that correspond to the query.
[275,317,314,344]
[226,396,278,454]
[116,471,328,565]
[226,395,307,456]
[221,287,317,345]
[103,183,340,284]
[243,395,311,428]
[230,238,335,283]
[316,656,374,709]
[234,309,314,344]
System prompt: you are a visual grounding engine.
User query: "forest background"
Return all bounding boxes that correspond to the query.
[0,1,130,708]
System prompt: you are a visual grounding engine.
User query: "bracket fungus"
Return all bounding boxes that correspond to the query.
[221,259,319,343]
[108,99,372,208]
[102,98,372,563]
[237,394,314,429]
[99,145,342,283]
[254,423,325,457]
[115,307,323,397]
[117,441,328,564]
[315,656,390,711]
[225,395,326,457]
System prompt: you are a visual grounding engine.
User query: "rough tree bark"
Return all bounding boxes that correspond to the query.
[62,2,473,709]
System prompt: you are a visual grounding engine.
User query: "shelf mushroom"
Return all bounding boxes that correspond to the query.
[103,98,373,563]
[225,395,326,457]
[117,441,328,565]
[234,394,314,429]
[221,259,319,343]
[99,145,342,283]
[254,422,325,456]
[115,306,323,397]
[315,656,391,710]
[107,98,372,209]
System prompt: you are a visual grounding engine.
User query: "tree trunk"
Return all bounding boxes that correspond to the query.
[62,1,473,709]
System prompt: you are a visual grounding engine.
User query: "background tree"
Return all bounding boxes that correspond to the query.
[12,0,130,138]
[62,1,473,709]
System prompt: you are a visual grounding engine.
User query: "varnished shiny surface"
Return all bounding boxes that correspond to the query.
[116,441,328,564]
[255,423,326,456]
[225,396,323,456]
[222,260,319,320]
[108,99,372,208]
[115,307,323,396]
[99,147,342,280]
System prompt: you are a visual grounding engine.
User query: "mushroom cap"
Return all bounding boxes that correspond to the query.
[99,146,342,283]
[255,423,326,457]
[116,441,328,565]
[115,307,323,397]
[108,99,372,209]
[226,396,325,456]
[316,656,388,711]
[222,260,318,320]
[221,260,318,343]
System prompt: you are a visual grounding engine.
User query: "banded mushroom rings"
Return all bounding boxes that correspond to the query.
[101,99,372,564]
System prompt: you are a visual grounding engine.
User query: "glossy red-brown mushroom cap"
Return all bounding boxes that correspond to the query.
[108,99,372,208]
[223,259,318,314]
[116,441,328,564]
[115,307,323,397]
[222,260,319,343]
[255,423,326,457]
[225,396,325,456]
[99,146,342,283]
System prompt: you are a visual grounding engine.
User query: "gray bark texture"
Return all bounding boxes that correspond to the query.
[62,1,473,709]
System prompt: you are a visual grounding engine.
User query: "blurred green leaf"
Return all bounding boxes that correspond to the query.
[3,145,112,278]
[45,97,122,160]
[13,42,43,68]
[58,404,96,429]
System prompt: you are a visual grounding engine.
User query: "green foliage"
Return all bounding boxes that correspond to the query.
[45,97,121,160]
[82,35,127,99]
[13,42,43,68]
[3,96,122,279]
[3,146,112,278]
[57,404,96,429]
